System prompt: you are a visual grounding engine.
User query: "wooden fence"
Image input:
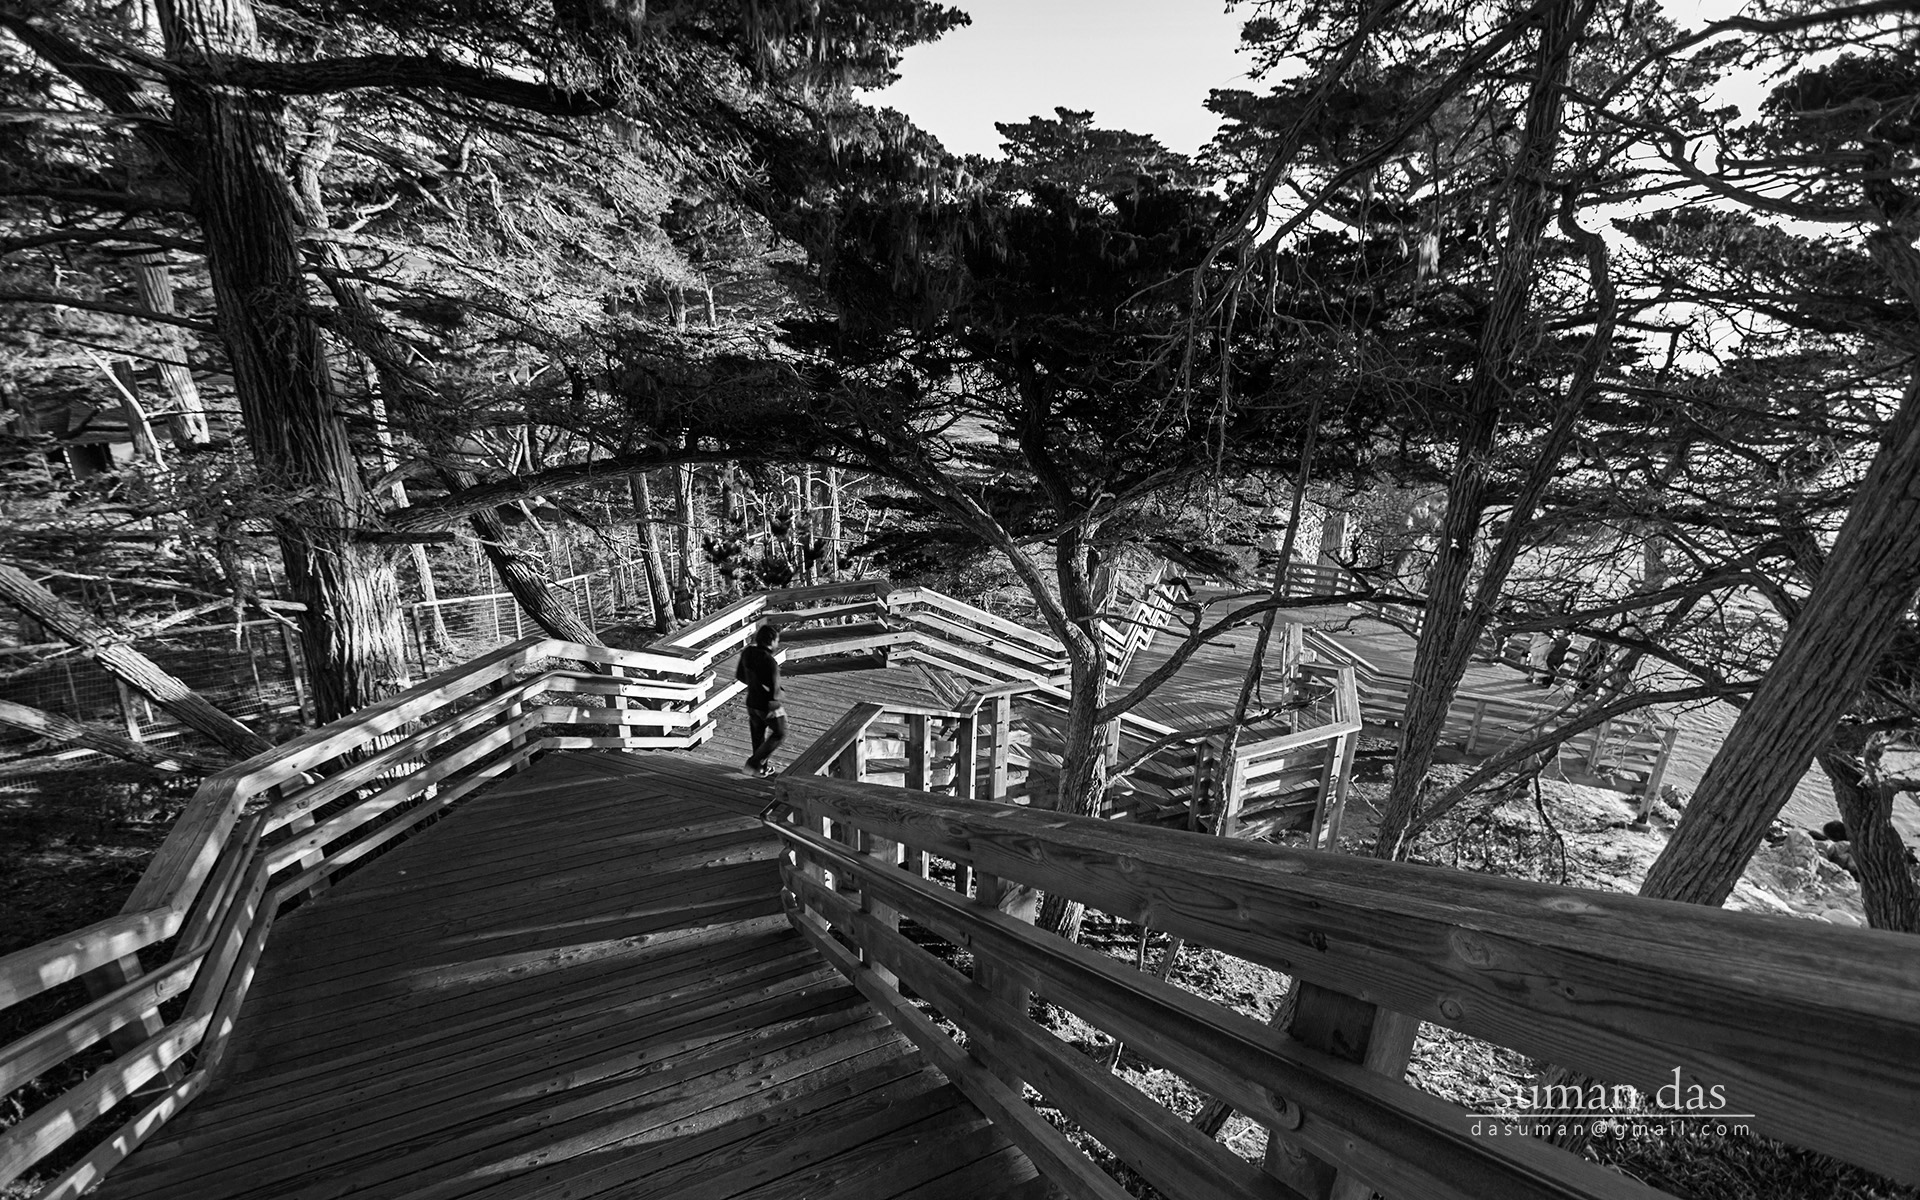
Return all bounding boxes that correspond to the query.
[769,770,1920,1200]
[0,631,723,1198]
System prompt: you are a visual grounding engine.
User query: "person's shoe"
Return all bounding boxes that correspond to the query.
[743,758,760,774]
[757,763,777,778]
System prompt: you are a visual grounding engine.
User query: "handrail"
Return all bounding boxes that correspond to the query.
[1300,616,1678,795]
[0,631,724,1196]
[769,775,1920,1199]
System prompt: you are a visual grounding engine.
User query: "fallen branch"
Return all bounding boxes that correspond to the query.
[0,698,227,773]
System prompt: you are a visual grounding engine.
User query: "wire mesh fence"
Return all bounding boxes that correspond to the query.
[0,618,310,747]
[404,558,660,674]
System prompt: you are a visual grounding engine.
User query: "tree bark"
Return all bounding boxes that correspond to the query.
[1373,0,1595,857]
[824,466,843,579]
[457,480,600,644]
[630,471,677,633]
[0,697,226,773]
[1640,368,1920,905]
[1819,749,1920,934]
[674,437,699,605]
[158,0,407,723]
[1036,529,1115,941]
[129,251,211,446]
[0,564,272,758]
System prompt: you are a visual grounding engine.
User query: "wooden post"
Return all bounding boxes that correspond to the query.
[1643,723,1680,801]
[988,695,1012,802]
[1323,732,1358,850]
[278,783,329,901]
[906,714,931,792]
[1467,700,1488,755]
[113,678,144,742]
[1217,754,1248,838]
[954,713,978,801]
[905,714,932,875]
[833,735,867,783]
[1308,739,1339,849]
[1265,986,1421,1200]
[969,869,1038,1089]
[860,826,901,988]
[80,956,181,1094]
[1587,719,1611,770]
[794,796,832,926]
[496,676,529,770]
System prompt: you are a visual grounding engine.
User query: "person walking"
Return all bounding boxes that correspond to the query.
[1527,630,1553,685]
[737,623,786,776]
[1543,631,1574,687]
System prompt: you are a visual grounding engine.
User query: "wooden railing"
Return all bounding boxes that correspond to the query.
[0,632,725,1198]
[1300,625,1679,796]
[767,774,1920,1200]
[1212,662,1361,848]
[1099,559,1184,687]
[666,579,1070,689]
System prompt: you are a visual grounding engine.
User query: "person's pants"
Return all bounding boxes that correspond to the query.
[748,705,787,767]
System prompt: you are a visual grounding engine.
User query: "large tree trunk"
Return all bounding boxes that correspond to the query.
[1373,0,1590,858]
[1819,749,1920,934]
[1037,532,1115,941]
[458,484,600,644]
[0,564,271,758]
[158,0,406,723]
[1641,367,1920,905]
[630,471,677,633]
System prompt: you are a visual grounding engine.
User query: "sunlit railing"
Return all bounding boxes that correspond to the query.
[767,769,1920,1200]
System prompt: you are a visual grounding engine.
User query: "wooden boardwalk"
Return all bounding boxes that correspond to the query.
[94,751,1048,1200]
[684,659,948,774]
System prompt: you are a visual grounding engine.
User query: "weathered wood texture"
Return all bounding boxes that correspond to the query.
[87,754,1041,1200]
[776,774,1920,1190]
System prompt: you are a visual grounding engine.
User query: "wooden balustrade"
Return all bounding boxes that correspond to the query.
[1099,559,1184,687]
[0,633,723,1198]
[768,774,1920,1200]
[1213,664,1361,848]
[2,574,1699,1198]
[1299,628,1679,796]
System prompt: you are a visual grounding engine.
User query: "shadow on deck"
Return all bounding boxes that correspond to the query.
[93,752,1050,1200]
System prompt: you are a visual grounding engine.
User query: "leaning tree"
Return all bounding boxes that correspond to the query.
[0,0,963,718]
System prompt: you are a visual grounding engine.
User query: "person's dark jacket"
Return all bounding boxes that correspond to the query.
[736,645,782,710]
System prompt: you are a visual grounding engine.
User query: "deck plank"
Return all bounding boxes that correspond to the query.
[94,751,1042,1200]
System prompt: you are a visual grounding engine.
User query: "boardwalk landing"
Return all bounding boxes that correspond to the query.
[94,751,1050,1200]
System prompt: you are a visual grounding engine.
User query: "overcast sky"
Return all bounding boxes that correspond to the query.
[865,0,1768,162]
[865,1,1251,159]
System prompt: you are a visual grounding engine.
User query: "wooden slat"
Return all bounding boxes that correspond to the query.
[263,712,540,872]
[785,903,1131,1200]
[0,908,176,1010]
[782,823,1661,1200]
[0,1012,209,1185]
[0,951,201,1099]
[783,872,1292,1200]
[76,754,1039,1200]
[781,776,1920,1185]
[34,1067,211,1200]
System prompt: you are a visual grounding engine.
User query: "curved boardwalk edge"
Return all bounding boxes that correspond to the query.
[91,753,1048,1200]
